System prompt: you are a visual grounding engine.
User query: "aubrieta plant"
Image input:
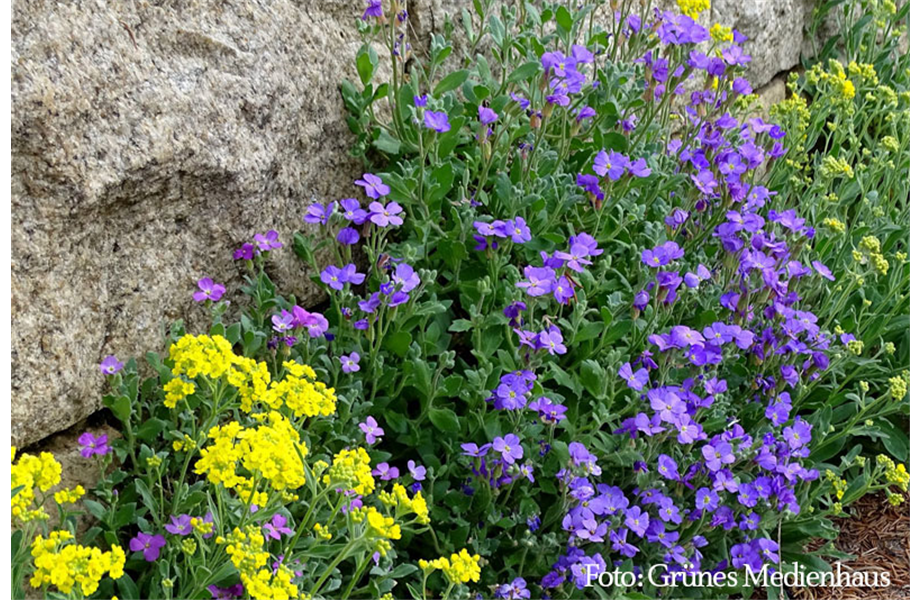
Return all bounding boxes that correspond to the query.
[11,0,909,599]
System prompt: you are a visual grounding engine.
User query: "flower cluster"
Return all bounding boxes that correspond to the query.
[30,530,126,596]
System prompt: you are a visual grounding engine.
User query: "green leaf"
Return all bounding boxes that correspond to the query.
[384,331,412,357]
[434,70,470,96]
[507,61,541,84]
[555,6,573,32]
[428,408,461,434]
[373,130,402,155]
[448,319,473,332]
[579,360,606,399]
[117,575,140,600]
[103,395,132,423]
[356,46,378,86]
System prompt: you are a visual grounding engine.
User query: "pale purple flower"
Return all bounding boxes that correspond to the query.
[254,230,282,251]
[340,352,361,374]
[368,201,404,227]
[373,463,399,480]
[423,110,451,132]
[407,460,427,481]
[100,355,124,375]
[539,325,567,355]
[355,173,390,199]
[272,311,295,333]
[492,434,524,464]
[359,416,384,444]
[505,217,532,243]
[304,202,334,225]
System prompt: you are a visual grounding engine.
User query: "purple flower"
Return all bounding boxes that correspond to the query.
[407,460,427,481]
[423,110,451,132]
[413,94,428,107]
[392,263,420,292]
[78,432,111,458]
[272,311,295,333]
[624,506,649,537]
[99,355,124,376]
[497,577,531,599]
[478,105,498,125]
[618,362,649,391]
[340,198,369,224]
[783,417,812,449]
[362,0,383,20]
[337,227,360,245]
[303,202,335,225]
[516,265,555,296]
[355,173,391,199]
[359,416,384,444]
[129,532,166,562]
[641,241,684,268]
[165,514,193,536]
[657,454,680,480]
[263,514,294,541]
[373,463,399,480]
[701,441,735,471]
[254,230,283,251]
[193,278,226,303]
[233,243,256,261]
[528,397,567,423]
[505,217,532,243]
[812,260,835,281]
[538,325,567,355]
[208,584,244,600]
[368,201,404,227]
[695,487,720,511]
[492,434,523,464]
[593,150,629,181]
[321,264,366,290]
[340,352,361,374]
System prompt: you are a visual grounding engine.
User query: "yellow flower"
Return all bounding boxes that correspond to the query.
[324,448,375,495]
[676,0,710,19]
[164,377,195,409]
[313,523,332,540]
[195,411,308,492]
[30,531,125,596]
[53,486,85,505]
[12,449,62,522]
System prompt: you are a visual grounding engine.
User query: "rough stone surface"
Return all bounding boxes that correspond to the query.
[12,0,818,447]
[709,0,807,89]
[11,0,376,446]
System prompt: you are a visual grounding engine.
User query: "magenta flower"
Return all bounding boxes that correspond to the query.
[263,514,293,541]
[254,230,282,251]
[233,243,256,261]
[78,432,111,458]
[368,201,404,227]
[208,584,244,600]
[193,278,226,303]
[99,355,124,375]
[129,532,166,561]
[339,352,361,374]
[359,416,384,444]
[355,173,390,199]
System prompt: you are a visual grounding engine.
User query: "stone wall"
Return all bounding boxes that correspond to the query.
[12,0,820,448]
